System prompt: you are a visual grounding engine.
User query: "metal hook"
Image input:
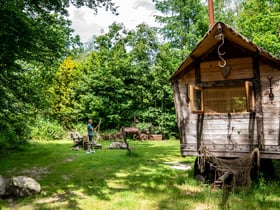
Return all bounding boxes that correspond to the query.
[268,76,274,103]
[217,34,226,68]
[218,57,227,68]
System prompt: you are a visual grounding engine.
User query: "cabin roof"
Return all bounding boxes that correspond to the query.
[170,22,280,82]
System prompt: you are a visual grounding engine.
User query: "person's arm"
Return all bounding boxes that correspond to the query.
[93,124,100,130]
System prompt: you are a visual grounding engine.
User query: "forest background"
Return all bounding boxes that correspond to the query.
[1,0,280,150]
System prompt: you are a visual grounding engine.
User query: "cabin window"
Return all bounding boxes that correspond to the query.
[190,86,203,113]
[190,82,255,113]
[245,81,255,111]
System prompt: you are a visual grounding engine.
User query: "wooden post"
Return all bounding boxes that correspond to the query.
[214,171,233,186]
[197,114,204,150]
[249,112,255,146]
[208,0,215,27]
[194,61,201,85]
[253,54,264,150]
[121,127,131,153]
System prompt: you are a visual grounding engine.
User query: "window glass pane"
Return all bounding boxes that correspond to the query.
[203,86,246,113]
[190,85,203,113]
[193,88,202,111]
[246,81,255,111]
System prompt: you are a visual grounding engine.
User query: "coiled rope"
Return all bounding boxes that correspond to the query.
[198,145,260,188]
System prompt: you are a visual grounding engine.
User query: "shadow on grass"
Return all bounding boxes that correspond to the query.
[0,140,200,209]
[1,140,279,209]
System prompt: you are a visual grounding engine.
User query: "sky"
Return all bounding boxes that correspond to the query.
[68,0,161,43]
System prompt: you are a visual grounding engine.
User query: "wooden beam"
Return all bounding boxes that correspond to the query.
[196,114,204,150]
[194,61,201,84]
[197,79,249,87]
[170,62,195,83]
[249,112,255,145]
[173,82,185,144]
[253,54,264,150]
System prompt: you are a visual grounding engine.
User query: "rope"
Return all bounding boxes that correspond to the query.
[198,145,260,188]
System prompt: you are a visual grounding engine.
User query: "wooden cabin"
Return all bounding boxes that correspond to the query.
[170,22,280,162]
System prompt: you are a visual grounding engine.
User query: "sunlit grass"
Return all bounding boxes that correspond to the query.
[0,139,279,209]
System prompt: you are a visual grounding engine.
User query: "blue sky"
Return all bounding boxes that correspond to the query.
[68,0,160,43]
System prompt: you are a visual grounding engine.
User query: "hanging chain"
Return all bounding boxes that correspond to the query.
[217,23,227,68]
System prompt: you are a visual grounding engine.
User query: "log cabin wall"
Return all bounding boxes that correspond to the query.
[200,57,254,82]
[171,22,280,159]
[173,57,260,158]
[173,70,196,156]
[259,62,280,158]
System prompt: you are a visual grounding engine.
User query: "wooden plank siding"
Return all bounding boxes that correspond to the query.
[200,57,254,82]
[172,64,259,157]
[260,63,280,147]
[170,22,280,159]
[173,72,196,150]
[172,58,280,158]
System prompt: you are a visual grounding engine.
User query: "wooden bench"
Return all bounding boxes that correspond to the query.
[70,132,84,147]
[71,132,103,150]
[83,135,103,150]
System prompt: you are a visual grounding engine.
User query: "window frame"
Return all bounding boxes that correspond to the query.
[189,85,204,113]
[189,81,255,114]
[245,81,255,112]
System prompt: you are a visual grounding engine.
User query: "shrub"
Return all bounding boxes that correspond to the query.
[0,127,29,150]
[30,119,65,140]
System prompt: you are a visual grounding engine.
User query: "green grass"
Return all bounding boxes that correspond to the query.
[0,139,279,210]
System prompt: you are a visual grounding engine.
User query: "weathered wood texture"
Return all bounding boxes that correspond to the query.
[260,63,280,146]
[172,59,280,159]
[200,57,254,82]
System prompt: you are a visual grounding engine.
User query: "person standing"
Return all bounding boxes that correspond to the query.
[87,119,96,153]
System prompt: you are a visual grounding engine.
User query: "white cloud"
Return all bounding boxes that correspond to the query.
[68,0,160,43]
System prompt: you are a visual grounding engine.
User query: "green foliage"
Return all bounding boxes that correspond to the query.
[49,57,79,128]
[75,23,132,128]
[213,0,242,27]
[72,122,88,135]
[153,0,209,53]
[237,0,280,57]
[59,22,179,138]
[0,115,31,150]
[0,70,35,150]
[0,0,111,149]
[0,1,81,70]
[1,0,280,149]
[30,118,65,141]
[0,0,114,149]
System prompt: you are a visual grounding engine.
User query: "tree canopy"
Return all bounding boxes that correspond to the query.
[0,0,115,149]
[0,0,279,149]
[237,0,280,57]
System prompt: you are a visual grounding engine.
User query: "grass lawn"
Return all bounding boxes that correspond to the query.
[0,139,280,210]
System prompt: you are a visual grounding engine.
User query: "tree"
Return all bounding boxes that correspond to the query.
[153,0,209,56]
[150,43,181,137]
[237,0,280,57]
[75,23,132,128]
[49,57,78,128]
[125,24,159,120]
[72,22,178,138]
[0,0,116,149]
[213,0,242,27]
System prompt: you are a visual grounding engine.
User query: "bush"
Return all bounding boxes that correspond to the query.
[273,160,280,180]
[0,114,31,150]
[30,119,65,140]
[72,123,87,135]
[0,127,29,150]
